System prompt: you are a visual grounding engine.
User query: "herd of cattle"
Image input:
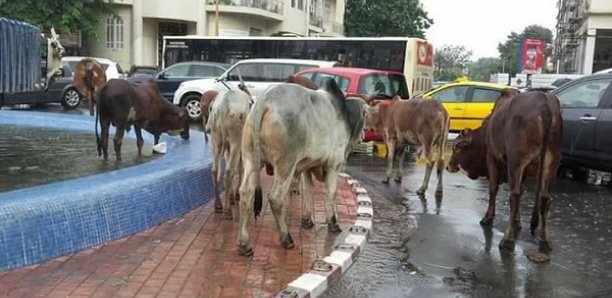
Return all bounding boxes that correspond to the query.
[71,61,562,261]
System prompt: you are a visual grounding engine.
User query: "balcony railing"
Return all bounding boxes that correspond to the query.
[209,0,284,14]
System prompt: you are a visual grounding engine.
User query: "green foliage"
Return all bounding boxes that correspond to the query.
[468,58,502,82]
[0,0,116,39]
[497,24,553,74]
[434,44,472,81]
[344,0,433,37]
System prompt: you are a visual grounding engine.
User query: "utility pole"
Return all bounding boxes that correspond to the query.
[215,0,220,36]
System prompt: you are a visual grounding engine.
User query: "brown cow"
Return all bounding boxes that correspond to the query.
[73,58,107,116]
[285,75,319,90]
[364,96,449,196]
[200,90,219,142]
[446,89,562,261]
[96,79,190,161]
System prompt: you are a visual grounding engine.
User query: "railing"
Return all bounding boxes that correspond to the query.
[209,0,284,14]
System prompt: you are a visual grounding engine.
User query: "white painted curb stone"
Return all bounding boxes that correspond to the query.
[276,173,373,298]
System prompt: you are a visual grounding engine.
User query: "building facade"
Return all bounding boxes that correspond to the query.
[80,0,346,70]
[554,0,612,74]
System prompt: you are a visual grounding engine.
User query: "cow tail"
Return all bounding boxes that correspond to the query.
[250,103,265,220]
[530,94,553,235]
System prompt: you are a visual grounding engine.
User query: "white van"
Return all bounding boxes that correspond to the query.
[61,56,125,80]
[173,58,339,120]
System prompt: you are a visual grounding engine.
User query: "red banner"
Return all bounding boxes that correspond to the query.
[416,41,433,67]
[520,38,545,74]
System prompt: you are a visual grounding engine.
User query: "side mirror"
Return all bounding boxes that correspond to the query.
[157,72,166,80]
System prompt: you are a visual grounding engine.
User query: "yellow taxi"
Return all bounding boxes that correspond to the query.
[422,77,512,132]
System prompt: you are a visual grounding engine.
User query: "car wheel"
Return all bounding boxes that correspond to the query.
[181,94,202,121]
[61,88,81,109]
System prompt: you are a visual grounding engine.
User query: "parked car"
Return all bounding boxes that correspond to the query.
[129,61,229,102]
[294,67,411,142]
[173,58,339,121]
[551,73,612,172]
[127,65,159,78]
[421,77,511,132]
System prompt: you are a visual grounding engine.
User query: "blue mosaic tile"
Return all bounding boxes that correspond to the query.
[0,110,215,271]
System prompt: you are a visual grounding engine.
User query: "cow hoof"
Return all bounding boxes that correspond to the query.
[223,211,233,220]
[238,245,253,256]
[526,250,550,263]
[214,204,223,213]
[394,176,402,183]
[382,179,390,184]
[281,234,295,249]
[301,217,315,229]
[328,223,342,233]
[498,239,516,251]
[539,241,553,253]
[479,217,494,226]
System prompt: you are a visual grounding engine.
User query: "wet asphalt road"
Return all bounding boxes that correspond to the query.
[323,154,612,298]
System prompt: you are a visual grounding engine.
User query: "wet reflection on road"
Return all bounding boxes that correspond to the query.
[323,153,612,298]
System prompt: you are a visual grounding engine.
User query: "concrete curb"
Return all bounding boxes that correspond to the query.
[275,172,372,298]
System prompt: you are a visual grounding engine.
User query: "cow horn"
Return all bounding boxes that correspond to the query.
[50,27,58,39]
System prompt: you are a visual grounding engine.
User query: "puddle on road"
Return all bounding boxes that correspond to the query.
[0,125,157,193]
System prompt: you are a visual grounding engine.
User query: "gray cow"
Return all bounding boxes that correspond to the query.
[237,79,366,256]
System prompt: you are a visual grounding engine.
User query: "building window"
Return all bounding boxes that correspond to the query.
[291,0,296,8]
[106,17,124,49]
[298,0,304,10]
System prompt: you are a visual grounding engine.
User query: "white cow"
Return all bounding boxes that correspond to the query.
[237,79,366,256]
[43,28,65,92]
[205,88,252,219]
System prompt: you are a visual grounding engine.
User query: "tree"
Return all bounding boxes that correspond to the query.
[468,58,502,82]
[497,24,554,74]
[344,0,433,37]
[434,45,473,81]
[0,0,115,39]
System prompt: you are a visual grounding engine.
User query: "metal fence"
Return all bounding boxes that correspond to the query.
[0,18,41,94]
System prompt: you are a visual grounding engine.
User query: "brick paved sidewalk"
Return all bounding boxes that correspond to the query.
[0,173,357,298]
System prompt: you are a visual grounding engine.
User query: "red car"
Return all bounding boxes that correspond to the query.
[294,67,410,141]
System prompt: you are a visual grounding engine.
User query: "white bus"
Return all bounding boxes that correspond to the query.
[161,36,434,95]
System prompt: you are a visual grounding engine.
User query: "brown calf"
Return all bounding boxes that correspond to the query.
[73,58,107,116]
[365,96,449,196]
[96,79,190,161]
[446,89,562,260]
